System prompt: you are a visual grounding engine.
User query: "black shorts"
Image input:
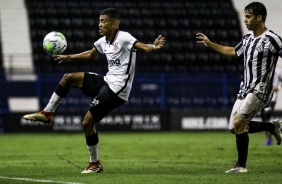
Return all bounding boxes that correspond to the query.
[82,72,125,122]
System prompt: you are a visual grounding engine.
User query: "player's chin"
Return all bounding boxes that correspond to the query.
[245,25,252,30]
[99,30,104,36]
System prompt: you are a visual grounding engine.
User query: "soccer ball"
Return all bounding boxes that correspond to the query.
[43,31,67,55]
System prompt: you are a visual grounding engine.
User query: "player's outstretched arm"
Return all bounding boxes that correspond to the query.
[53,48,99,64]
[196,32,236,57]
[135,35,166,53]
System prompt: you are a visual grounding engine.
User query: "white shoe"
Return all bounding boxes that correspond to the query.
[272,120,282,145]
[225,165,247,173]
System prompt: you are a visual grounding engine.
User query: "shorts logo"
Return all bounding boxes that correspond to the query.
[91,99,100,106]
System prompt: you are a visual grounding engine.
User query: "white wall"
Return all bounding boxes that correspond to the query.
[0,0,35,81]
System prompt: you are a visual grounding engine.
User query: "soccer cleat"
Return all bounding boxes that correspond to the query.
[264,138,272,146]
[271,120,282,145]
[23,111,54,124]
[225,164,247,173]
[81,160,103,174]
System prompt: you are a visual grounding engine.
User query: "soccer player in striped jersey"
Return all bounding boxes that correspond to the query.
[23,8,165,173]
[196,2,282,173]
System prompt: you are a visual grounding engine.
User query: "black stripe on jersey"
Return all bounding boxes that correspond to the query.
[247,38,258,89]
[116,48,136,95]
[106,30,119,44]
[116,73,130,96]
[126,49,133,75]
[243,38,253,90]
[236,41,244,60]
[126,42,137,74]
[268,30,282,50]
[93,45,102,54]
[266,35,280,52]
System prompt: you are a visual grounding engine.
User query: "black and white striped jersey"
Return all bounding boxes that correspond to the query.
[235,29,282,104]
[94,30,138,101]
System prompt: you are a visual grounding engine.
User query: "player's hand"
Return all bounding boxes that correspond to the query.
[196,33,211,47]
[53,55,71,64]
[154,35,166,50]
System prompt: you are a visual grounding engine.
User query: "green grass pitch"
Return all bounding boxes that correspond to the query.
[0,131,282,184]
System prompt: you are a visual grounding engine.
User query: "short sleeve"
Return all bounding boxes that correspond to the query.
[120,32,137,50]
[94,37,105,54]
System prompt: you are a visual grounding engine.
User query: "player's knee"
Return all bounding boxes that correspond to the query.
[234,114,241,129]
[61,73,73,84]
[81,120,94,133]
[234,115,247,134]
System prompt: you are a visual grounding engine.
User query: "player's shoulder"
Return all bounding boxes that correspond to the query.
[243,32,252,39]
[265,30,281,40]
[96,36,107,44]
[115,30,137,44]
[117,30,134,38]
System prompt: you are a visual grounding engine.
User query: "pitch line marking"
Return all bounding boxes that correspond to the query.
[0,176,84,184]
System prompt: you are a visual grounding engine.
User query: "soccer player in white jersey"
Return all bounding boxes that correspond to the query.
[196,2,282,173]
[260,67,282,145]
[23,8,165,173]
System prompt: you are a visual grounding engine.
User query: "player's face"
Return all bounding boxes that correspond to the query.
[244,11,259,31]
[98,15,115,37]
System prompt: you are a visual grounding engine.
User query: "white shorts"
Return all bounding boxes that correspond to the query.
[229,93,267,129]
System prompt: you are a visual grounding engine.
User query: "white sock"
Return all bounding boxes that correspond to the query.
[87,144,98,162]
[43,92,63,112]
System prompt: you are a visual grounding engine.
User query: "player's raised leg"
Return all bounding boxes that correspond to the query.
[271,120,282,145]
[23,72,84,124]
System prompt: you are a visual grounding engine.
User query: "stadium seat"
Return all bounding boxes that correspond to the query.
[24,0,242,110]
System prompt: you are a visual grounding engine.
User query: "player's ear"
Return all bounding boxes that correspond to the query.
[112,19,120,29]
[257,15,262,22]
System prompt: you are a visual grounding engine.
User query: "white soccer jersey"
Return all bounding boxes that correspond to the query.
[94,30,138,101]
[235,29,282,104]
[271,67,282,102]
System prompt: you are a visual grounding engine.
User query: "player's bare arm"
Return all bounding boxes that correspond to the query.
[196,32,236,57]
[135,35,166,53]
[53,48,99,64]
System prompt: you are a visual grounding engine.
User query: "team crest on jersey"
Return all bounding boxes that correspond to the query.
[104,42,120,53]
[255,82,266,94]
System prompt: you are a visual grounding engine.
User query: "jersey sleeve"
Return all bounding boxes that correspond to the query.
[235,40,244,60]
[267,32,282,54]
[93,37,105,54]
[235,33,250,60]
[121,32,137,50]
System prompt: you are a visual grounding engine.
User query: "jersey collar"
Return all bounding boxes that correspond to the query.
[106,29,119,44]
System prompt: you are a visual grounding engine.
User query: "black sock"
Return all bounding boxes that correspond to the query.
[248,121,275,133]
[236,132,249,168]
[86,132,99,146]
[55,84,69,98]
